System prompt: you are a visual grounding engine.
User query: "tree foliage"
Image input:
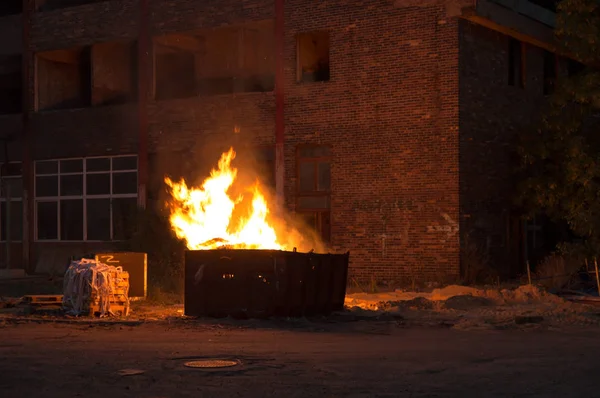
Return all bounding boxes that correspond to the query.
[517,0,600,251]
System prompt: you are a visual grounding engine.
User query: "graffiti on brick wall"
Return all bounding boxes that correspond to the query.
[348,199,459,254]
[351,199,418,211]
[427,213,459,242]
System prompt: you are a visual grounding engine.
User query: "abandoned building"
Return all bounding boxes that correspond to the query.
[0,0,577,281]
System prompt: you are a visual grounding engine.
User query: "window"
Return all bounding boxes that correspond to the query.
[36,40,136,110]
[297,32,330,83]
[528,0,558,12]
[0,162,23,242]
[35,0,105,12]
[34,155,138,241]
[154,49,197,100]
[153,21,274,99]
[296,145,331,242]
[0,54,22,115]
[543,50,557,95]
[0,1,22,17]
[508,38,524,88]
[91,41,137,106]
[36,47,91,111]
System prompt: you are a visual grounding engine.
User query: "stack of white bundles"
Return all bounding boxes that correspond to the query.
[62,258,130,317]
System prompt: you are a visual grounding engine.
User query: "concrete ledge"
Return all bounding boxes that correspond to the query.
[0,269,26,279]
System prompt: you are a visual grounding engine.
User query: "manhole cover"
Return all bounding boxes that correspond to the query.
[183,359,239,369]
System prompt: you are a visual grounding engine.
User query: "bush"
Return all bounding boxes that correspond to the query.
[121,206,186,298]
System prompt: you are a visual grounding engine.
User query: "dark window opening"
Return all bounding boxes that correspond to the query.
[297,31,330,83]
[91,41,138,106]
[567,58,585,77]
[35,0,105,12]
[155,22,275,99]
[0,1,22,17]
[154,50,197,100]
[36,47,91,111]
[296,145,332,242]
[543,50,557,95]
[112,197,137,240]
[0,55,22,115]
[86,198,110,240]
[60,199,83,240]
[508,38,524,88]
[528,0,558,12]
[36,201,58,240]
[1,200,22,241]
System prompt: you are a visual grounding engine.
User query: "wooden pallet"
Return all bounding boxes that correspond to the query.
[22,295,63,306]
[88,302,130,317]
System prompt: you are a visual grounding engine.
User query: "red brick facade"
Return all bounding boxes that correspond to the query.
[0,0,557,282]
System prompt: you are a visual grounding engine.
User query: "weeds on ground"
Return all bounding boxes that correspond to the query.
[534,252,585,291]
[460,231,497,285]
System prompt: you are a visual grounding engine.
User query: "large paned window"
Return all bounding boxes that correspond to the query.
[296,145,331,242]
[35,155,138,241]
[0,162,23,242]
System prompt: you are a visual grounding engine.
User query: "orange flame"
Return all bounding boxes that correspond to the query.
[164,148,286,250]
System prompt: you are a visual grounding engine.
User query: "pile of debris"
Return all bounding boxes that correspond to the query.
[63,259,130,317]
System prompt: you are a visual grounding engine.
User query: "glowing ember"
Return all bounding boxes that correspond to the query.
[165,148,286,250]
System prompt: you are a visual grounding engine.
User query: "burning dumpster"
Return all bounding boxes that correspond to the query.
[165,147,349,318]
[184,249,349,318]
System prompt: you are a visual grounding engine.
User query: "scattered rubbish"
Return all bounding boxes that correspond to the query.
[515,316,544,325]
[117,369,146,376]
[443,295,494,311]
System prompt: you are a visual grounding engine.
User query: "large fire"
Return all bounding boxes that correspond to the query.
[165,148,288,251]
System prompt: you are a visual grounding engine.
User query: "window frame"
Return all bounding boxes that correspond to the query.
[0,161,23,242]
[34,155,138,242]
[508,38,526,89]
[295,144,332,242]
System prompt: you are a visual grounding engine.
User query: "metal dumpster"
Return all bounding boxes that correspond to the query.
[184,249,350,318]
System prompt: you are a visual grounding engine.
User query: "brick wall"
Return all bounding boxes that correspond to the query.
[282,1,461,283]
[458,20,562,277]
[2,0,468,280]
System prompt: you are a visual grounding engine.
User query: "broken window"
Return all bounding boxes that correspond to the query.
[0,55,22,115]
[34,155,138,241]
[543,50,557,95]
[36,47,91,111]
[35,0,105,12]
[297,32,330,83]
[0,1,22,16]
[91,41,137,106]
[296,145,332,242]
[154,22,275,99]
[508,38,524,88]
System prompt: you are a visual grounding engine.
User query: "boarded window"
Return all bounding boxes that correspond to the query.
[296,145,332,242]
